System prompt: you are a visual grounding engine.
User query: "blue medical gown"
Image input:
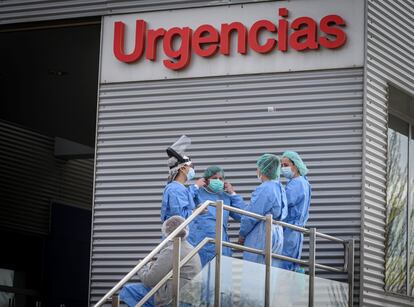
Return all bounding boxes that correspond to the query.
[160,181,196,222]
[240,180,287,267]
[187,187,245,266]
[120,283,193,307]
[281,176,311,271]
[120,283,154,307]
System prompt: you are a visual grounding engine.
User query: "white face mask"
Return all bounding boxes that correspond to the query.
[281,166,294,179]
[186,167,195,181]
[257,172,262,182]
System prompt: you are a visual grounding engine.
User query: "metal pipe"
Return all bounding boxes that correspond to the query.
[308,228,316,307]
[273,220,309,233]
[264,214,273,307]
[314,263,344,273]
[219,204,266,221]
[94,200,214,307]
[136,237,211,307]
[343,242,348,272]
[224,241,342,272]
[347,239,355,307]
[214,200,224,307]
[224,241,265,256]
[111,295,119,307]
[220,204,346,243]
[220,204,309,233]
[172,237,181,307]
[315,232,347,244]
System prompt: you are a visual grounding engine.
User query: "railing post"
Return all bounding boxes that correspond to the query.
[347,239,354,307]
[343,242,348,272]
[111,295,119,307]
[215,200,224,307]
[308,228,316,307]
[264,214,273,307]
[172,236,181,307]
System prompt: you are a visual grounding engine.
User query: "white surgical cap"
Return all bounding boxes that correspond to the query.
[162,215,189,239]
[167,156,192,183]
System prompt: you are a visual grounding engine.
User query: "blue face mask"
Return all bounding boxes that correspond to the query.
[208,179,224,193]
[281,166,294,179]
[186,167,195,181]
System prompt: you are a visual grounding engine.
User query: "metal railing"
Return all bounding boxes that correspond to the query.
[94,200,355,307]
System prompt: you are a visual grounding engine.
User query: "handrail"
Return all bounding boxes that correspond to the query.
[94,199,354,307]
[135,237,212,307]
[93,200,215,307]
[218,203,347,243]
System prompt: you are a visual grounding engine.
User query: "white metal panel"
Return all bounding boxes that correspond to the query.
[0,0,271,25]
[101,0,364,82]
[362,0,414,305]
[90,68,363,305]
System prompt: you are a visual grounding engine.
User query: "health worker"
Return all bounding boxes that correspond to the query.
[160,135,205,222]
[239,154,287,267]
[280,151,311,271]
[188,166,245,266]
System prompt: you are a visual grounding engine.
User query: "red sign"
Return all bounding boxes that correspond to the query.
[113,8,346,71]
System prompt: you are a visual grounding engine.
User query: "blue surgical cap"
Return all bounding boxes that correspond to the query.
[256,154,281,180]
[282,151,308,176]
[203,166,225,179]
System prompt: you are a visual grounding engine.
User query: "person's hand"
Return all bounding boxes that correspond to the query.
[238,236,245,245]
[195,178,207,188]
[224,181,235,194]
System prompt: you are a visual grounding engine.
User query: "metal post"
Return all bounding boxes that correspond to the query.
[264,214,273,307]
[111,295,119,307]
[215,200,224,307]
[343,242,348,272]
[347,239,355,307]
[308,228,316,307]
[172,237,182,307]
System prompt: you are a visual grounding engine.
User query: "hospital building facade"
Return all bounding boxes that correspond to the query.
[0,0,413,306]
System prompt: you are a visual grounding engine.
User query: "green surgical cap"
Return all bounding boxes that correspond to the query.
[203,165,225,179]
[282,151,308,176]
[256,154,281,180]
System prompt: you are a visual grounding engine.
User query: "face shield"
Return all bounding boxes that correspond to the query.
[166,135,193,182]
[166,135,192,169]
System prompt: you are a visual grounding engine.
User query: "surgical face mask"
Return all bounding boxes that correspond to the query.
[257,172,262,182]
[208,179,224,193]
[186,167,195,181]
[281,166,294,179]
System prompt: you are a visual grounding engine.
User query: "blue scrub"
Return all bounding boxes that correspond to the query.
[240,180,287,267]
[160,181,196,222]
[187,187,245,266]
[281,176,311,271]
[120,283,154,307]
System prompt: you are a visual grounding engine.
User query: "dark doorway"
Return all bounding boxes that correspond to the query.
[0,18,100,307]
[45,203,92,307]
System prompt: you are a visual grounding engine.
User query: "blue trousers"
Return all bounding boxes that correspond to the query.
[119,283,154,307]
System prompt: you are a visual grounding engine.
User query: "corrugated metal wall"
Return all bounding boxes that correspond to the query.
[0,120,94,235]
[362,0,414,306]
[90,68,364,305]
[0,0,267,25]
